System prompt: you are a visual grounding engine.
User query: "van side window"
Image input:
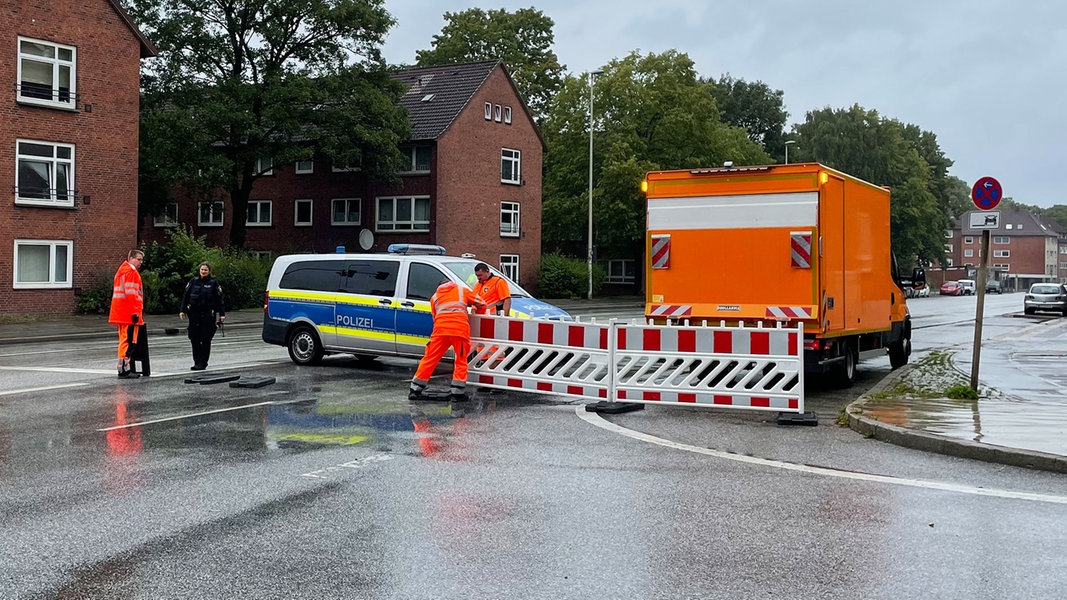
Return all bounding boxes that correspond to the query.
[280,260,344,292]
[407,262,449,301]
[343,260,398,296]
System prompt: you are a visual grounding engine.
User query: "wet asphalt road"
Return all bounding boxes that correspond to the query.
[2,300,1067,599]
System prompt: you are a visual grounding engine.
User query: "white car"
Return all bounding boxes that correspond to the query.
[913,286,930,298]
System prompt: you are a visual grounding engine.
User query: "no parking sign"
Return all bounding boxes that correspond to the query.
[971,176,1002,210]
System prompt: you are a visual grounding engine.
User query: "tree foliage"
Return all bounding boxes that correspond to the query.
[540,50,770,262]
[125,0,411,248]
[415,7,565,119]
[791,104,958,266]
[709,75,789,159]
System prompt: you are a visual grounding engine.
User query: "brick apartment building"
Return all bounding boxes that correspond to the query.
[1,0,155,315]
[140,61,547,291]
[942,208,1067,291]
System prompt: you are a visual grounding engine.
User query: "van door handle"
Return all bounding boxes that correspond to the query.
[400,301,415,308]
[380,298,393,306]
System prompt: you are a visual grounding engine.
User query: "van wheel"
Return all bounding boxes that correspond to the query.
[832,341,857,388]
[889,337,910,370]
[288,325,324,365]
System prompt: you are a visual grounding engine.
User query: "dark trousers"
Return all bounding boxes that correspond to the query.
[187,310,217,367]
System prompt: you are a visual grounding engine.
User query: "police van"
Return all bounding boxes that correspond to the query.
[262,245,571,365]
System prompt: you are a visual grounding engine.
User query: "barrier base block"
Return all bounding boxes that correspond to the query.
[184,374,241,385]
[412,389,453,402]
[230,376,276,389]
[777,411,818,426]
[585,401,645,414]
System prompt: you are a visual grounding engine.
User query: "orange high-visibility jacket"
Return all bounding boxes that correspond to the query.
[108,261,143,325]
[430,281,481,336]
[474,275,511,315]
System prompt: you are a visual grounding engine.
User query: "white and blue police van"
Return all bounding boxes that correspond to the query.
[262,244,572,365]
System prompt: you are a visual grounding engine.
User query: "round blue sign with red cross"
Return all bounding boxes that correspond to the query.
[971,176,1002,210]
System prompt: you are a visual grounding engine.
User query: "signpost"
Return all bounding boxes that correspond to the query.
[969,177,1002,391]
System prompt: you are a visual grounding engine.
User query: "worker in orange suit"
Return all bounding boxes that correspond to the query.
[472,262,512,316]
[409,279,484,401]
[108,249,145,379]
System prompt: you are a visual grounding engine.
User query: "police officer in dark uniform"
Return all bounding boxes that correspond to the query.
[179,261,226,370]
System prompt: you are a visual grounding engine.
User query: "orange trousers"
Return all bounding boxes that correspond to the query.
[413,334,470,386]
[117,324,140,363]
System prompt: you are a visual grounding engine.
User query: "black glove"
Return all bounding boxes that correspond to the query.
[131,314,139,324]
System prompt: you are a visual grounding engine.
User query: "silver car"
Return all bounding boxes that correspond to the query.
[1023,283,1067,316]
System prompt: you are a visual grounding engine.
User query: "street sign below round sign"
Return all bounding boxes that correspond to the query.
[971,176,1002,210]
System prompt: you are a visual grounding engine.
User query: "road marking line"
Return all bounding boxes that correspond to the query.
[97,395,296,431]
[576,407,1067,505]
[0,366,115,374]
[0,382,89,396]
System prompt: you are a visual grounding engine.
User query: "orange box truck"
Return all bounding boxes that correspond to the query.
[643,163,923,385]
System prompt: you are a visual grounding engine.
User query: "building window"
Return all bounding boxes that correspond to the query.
[294,199,313,226]
[332,159,359,172]
[198,201,224,226]
[604,259,636,284]
[247,200,272,226]
[295,160,314,174]
[15,140,74,207]
[494,104,502,122]
[249,250,272,260]
[256,157,273,176]
[376,196,430,232]
[994,236,1010,244]
[484,102,492,120]
[154,203,179,227]
[17,37,75,109]
[964,249,973,258]
[500,202,520,237]
[501,148,521,184]
[500,254,519,281]
[504,106,513,124]
[964,236,973,244]
[993,263,1009,270]
[400,145,432,173]
[944,230,953,238]
[331,198,361,225]
[14,239,72,288]
[993,249,1010,258]
[944,244,952,254]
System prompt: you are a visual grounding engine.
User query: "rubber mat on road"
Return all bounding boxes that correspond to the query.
[229,376,276,388]
[584,401,644,414]
[184,374,241,385]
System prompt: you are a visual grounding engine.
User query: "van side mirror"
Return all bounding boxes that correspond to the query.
[912,267,926,285]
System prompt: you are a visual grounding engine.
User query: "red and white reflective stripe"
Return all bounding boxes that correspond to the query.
[473,315,608,350]
[618,326,799,356]
[616,390,799,410]
[649,304,692,318]
[790,231,812,268]
[651,234,671,269]
[765,306,813,320]
[474,374,607,399]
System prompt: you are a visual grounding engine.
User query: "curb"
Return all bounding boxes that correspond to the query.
[847,364,1067,474]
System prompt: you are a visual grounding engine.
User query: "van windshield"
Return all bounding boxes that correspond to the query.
[440,260,530,298]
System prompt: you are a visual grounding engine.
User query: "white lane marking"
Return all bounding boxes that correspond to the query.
[301,454,394,479]
[97,394,295,431]
[576,406,1067,505]
[0,366,115,374]
[0,382,89,396]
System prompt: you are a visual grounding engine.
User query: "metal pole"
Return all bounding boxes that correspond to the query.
[784,140,796,164]
[970,229,991,391]
[587,72,595,300]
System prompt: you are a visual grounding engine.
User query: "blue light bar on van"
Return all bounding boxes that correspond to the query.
[387,244,446,255]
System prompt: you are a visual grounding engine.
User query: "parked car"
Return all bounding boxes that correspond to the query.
[940,281,963,296]
[1023,283,1067,316]
[914,285,930,298]
[985,279,1002,294]
[958,279,976,295]
[263,245,572,365]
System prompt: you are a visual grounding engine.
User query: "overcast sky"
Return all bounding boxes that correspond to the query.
[382,1,1064,208]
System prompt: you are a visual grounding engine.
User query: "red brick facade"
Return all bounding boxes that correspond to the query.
[140,63,546,292]
[1,1,153,315]
[945,209,1065,291]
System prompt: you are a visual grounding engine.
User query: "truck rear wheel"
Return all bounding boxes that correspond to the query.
[833,341,857,388]
[889,337,910,370]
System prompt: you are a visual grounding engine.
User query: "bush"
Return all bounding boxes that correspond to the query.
[74,271,113,314]
[538,253,605,299]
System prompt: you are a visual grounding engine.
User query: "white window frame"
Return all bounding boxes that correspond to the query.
[13,239,72,289]
[249,250,272,260]
[604,259,636,284]
[295,160,314,174]
[944,244,953,254]
[255,157,273,176]
[944,230,953,238]
[500,255,519,281]
[376,196,430,232]
[331,198,361,226]
[500,202,520,237]
[294,199,313,226]
[993,249,1011,258]
[964,236,973,244]
[494,104,502,122]
[484,102,492,120]
[963,249,973,258]
[332,159,359,173]
[501,148,521,185]
[994,236,1010,244]
[198,201,224,227]
[15,139,75,207]
[504,106,513,124]
[154,203,179,228]
[247,200,272,226]
[17,37,76,110]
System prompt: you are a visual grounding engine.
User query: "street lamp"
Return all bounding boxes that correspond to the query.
[588,69,604,300]
[784,140,796,164]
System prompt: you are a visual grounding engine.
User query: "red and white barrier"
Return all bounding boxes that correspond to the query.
[468,315,805,413]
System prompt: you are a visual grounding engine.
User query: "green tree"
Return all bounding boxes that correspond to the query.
[540,50,769,263]
[415,7,565,118]
[708,75,789,159]
[125,0,411,248]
